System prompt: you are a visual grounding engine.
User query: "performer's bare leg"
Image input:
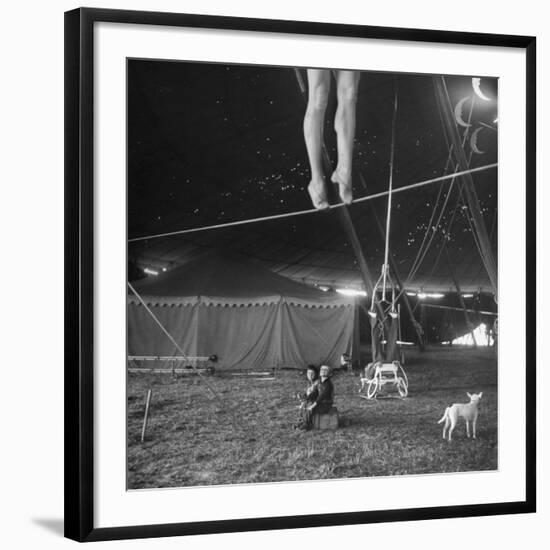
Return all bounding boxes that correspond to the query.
[304,69,330,209]
[332,70,360,204]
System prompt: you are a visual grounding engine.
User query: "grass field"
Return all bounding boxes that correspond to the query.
[127,346,497,489]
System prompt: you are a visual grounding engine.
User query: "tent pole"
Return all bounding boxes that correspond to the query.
[352,299,361,368]
[420,302,428,343]
[336,205,384,318]
[358,172,425,350]
[433,76,498,295]
[445,248,478,347]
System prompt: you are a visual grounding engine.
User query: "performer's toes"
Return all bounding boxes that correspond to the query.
[307,180,329,210]
[331,170,353,205]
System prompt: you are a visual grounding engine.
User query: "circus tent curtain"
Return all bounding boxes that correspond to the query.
[128,252,355,370]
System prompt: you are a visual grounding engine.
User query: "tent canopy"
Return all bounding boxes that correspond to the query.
[128,61,498,295]
[128,251,355,369]
[129,250,354,307]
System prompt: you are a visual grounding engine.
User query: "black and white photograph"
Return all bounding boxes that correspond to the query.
[0,0,544,546]
[126,60,499,489]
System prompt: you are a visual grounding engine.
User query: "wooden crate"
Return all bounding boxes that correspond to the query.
[312,407,339,430]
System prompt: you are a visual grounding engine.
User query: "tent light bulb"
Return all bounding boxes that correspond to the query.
[336,288,367,297]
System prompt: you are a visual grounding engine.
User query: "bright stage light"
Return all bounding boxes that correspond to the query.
[143,267,159,276]
[452,322,493,346]
[418,292,444,299]
[336,288,367,297]
[317,285,330,292]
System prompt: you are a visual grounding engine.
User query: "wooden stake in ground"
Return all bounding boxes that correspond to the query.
[141,389,152,443]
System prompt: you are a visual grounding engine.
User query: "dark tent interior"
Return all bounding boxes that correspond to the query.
[127,59,498,349]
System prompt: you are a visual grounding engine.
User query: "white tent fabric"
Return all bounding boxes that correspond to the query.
[128,251,355,370]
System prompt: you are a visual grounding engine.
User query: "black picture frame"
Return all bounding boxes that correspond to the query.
[65,7,536,543]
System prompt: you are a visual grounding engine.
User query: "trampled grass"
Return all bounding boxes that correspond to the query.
[127,346,497,489]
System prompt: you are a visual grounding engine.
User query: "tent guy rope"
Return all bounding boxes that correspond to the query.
[128,162,497,243]
[128,283,222,401]
[407,91,476,284]
[128,282,246,430]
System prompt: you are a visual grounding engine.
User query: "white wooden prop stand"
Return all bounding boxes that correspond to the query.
[359,361,409,399]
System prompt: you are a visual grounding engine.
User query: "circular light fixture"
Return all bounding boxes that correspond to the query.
[472,77,491,101]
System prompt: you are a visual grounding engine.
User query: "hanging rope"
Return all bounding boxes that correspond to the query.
[407,166,457,284]
[437,76,497,294]
[405,147,453,281]
[459,183,486,261]
[393,178,465,305]
[128,163,497,243]
[425,192,463,284]
[417,168,484,296]
[407,93,476,284]
[381,79,398,298]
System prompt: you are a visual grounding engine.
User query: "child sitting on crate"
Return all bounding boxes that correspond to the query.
[296,365,319,404]
[295,365,318,430]
[295,365,334,430]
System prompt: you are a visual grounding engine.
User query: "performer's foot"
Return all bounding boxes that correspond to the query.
[307,179,329,210]
[331,168,353,205]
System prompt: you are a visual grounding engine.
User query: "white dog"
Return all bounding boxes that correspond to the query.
[437,392,483,441]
